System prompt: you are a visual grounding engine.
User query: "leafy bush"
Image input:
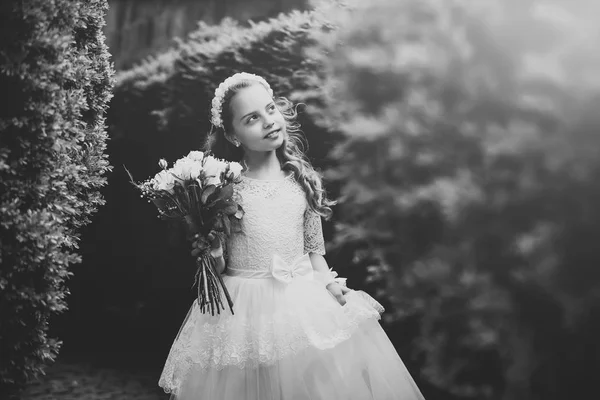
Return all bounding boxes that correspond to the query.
[0,0,114,397]
[312,0,600,399]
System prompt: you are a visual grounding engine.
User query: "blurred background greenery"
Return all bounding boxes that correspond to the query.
[3,0,600,399]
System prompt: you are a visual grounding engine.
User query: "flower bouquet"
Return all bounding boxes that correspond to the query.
[125,150,244,315]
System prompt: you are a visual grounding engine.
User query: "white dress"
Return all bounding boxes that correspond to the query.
[158,173,425,400]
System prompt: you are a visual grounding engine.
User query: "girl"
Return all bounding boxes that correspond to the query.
[158,72,426,400]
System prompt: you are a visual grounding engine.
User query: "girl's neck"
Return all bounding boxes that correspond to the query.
[242,150,284,179]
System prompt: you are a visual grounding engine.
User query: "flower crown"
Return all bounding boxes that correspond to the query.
[210,72,274,128]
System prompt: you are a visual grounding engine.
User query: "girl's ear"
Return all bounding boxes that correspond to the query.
[225,132,240,148]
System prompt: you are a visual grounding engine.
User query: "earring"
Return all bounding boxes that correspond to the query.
[228,136,240,147]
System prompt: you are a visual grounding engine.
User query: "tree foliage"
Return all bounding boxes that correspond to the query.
[312,0,600,399]
[0,0,114,397]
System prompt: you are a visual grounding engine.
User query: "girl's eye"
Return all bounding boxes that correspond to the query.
[268,104,276,112]
[246,115,257,124]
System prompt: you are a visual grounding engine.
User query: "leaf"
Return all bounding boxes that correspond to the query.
[222,203,239,216]
[212,217,223,231]
[207,200,238,217]
[215,184,234,201]
[151,198,167,209]
[173,183,185,196]
[223,215,231,236]
[123,164,137,184]
[188,183,202,209]
[201,185,216,204]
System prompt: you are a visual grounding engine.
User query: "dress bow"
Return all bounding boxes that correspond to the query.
[271,253,314,284]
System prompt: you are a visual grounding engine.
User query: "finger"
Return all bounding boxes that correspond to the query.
[210,247,223,259]
[207,232,215,242]
[191,248,201,257]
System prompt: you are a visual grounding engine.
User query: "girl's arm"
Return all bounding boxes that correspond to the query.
[308,252,330,276]
[304,210,350,305]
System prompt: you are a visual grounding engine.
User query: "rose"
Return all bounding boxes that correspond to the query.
[158,158,168,169]
[216,159,229,173]
[227,162,243,180]
[152,170,176,193]
[177,157,205,181]
[187,151,204,161]
[202,156,219,176]
[172,157,197,180]
[202,156,228,186]
[189,162,204,181]
[206,175,222,187]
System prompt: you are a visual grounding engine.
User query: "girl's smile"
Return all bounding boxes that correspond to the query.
[264,128,281,139]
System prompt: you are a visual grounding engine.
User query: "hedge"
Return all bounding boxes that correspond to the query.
[312,0,600,399]
[110,8,337,161]
[0,0,114,397]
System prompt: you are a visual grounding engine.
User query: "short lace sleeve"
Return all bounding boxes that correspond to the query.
[304,209,326,255]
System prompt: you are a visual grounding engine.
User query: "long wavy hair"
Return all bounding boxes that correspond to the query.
[203,80,335,220]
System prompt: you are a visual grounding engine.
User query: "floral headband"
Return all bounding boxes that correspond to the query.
[210,72,274,128]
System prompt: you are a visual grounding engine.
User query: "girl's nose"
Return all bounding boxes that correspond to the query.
[263,118,274,129]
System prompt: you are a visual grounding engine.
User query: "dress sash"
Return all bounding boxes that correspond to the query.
[225,268,273,279]
[225,253,313,283]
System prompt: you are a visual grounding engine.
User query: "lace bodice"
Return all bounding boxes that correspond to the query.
[226,173,326,271]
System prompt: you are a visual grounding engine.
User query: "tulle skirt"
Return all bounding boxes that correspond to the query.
[158,268,425,400]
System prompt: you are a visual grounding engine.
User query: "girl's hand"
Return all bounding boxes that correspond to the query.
[207,231,223,260]
[191,232,226,274]
[326,282,351,306]
[190,234,206,257]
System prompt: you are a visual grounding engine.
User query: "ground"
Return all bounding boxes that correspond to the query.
[21,360,167,400]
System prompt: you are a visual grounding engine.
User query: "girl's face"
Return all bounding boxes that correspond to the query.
[227,84,286,153]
